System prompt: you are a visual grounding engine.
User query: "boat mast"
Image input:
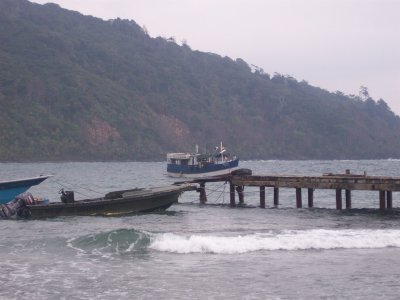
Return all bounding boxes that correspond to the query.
[220,141,223,162]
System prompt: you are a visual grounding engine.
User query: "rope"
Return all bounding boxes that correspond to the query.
[202,182,229,204]
[222,183,226,204]
[204,182,228,196]
[202,183,261,205]
[50,178,103,198]
[213,182,227,204]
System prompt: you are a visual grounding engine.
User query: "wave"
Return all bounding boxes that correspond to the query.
[67,228,151,256]
[66,228,400,256]
[149,229,400,254]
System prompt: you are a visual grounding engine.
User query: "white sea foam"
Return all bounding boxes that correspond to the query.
[149,229,400,254]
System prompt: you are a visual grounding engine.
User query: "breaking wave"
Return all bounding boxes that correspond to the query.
[149,229,400,254]
[67,228,151,256]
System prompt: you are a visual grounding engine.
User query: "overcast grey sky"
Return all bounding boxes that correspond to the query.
[31,0,400,114]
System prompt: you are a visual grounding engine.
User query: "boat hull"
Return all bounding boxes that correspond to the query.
[25,184,192,219]
[0,176,49,204]
[167,159,239,178]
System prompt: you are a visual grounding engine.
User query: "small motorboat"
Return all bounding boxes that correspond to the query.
[0,184,195,219]
[0,175,50,204]
[167,142,239,178]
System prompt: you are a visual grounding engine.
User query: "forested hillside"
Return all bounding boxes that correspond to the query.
[0,0,399,161]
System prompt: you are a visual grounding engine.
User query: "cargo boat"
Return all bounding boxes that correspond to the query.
[167,142,239,178]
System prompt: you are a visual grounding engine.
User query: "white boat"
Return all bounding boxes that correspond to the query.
[167,142,239,178]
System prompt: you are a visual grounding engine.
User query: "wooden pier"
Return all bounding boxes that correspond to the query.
[182,170,400,210]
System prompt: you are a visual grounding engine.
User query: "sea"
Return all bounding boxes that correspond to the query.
[1,160,400,300]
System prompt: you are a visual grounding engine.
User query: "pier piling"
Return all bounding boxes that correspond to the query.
[230,184,236,206]
[336,189,342,210]
[236,186,244,204]
[260,186,265,208]
[296,188,302,208]
[379,191,386,211]
[345,190,352,209]
[387,191,393,209]
[274,188,279,207]
[308,188,314,208]
[199,182,207,204]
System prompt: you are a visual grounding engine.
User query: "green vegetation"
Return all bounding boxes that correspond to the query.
[0,0,399,161]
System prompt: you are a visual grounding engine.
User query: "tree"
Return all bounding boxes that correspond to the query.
[359,86,370,100]
[377,99,390,111]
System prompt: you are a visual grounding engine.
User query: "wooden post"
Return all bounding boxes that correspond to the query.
[230,183,236,206]
[274,187,279,207]
[260,186,265,208]
[296,188,302,208]
[387,191,393,209]
[199,182,207,204]
[236,186,244,204]
[307,188,314,208]
[345,189,352,209]
[379,191,386,211]
[336,189,342,210]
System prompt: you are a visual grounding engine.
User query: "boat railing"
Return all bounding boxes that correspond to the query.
[167,153,192,160]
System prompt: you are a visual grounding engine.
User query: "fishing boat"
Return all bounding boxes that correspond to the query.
[0,175,50,204]
[0,183,194,219]
[167,142,239,178]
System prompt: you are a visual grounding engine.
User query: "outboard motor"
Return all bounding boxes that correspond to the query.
[0,192,36,219]
[60,189,74,203]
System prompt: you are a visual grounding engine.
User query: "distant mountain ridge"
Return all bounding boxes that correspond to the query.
[0,0,399,161]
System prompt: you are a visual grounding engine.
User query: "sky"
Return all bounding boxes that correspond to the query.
[31,0,400,114]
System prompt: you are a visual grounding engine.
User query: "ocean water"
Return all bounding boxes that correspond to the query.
[1,160,400,299]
